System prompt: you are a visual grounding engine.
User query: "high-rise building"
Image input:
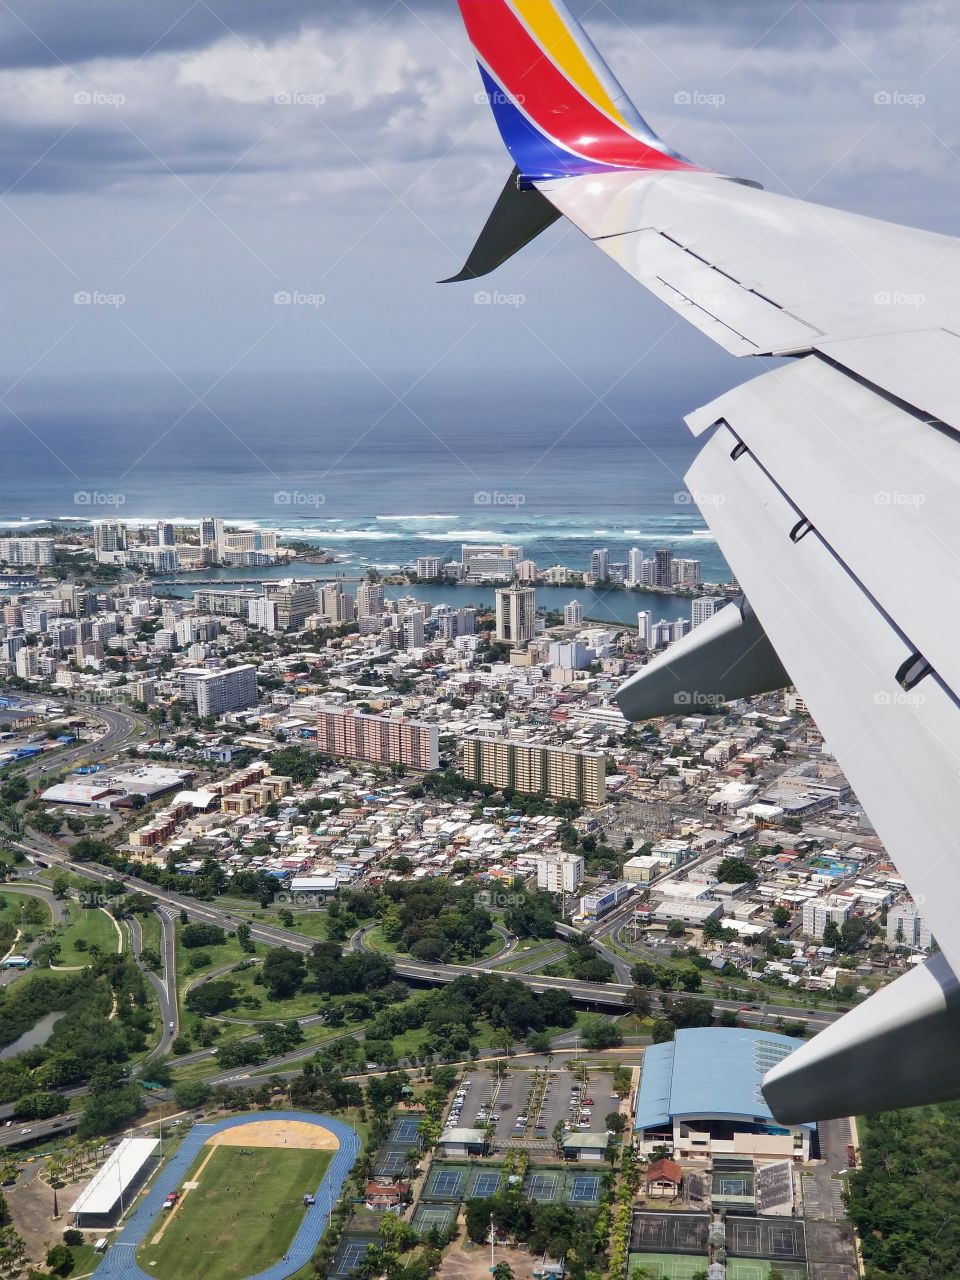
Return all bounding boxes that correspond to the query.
[802,896,853,941]
[193,588,260,617]
[316,582,353,626]
[627,547,645,586]
[265,582,316,630]
[637,611,652,649]
[607,562,628,585]
[591,548,609,582]
[156,521,175,547]
[125,547,178,573]
[402,608,426,650]
[356,580,385,619]
[416,556,443,580]
[183,664,258,716]
[247,596,278,631]
[14,647,39,679]
[93,521,127,554]
[887,900,933,950]
[495,583,536,648]
[535,853,585,894]
[515,559,538,582]
[654,548,674,589]
[0,538,55,567]
[316,706,439,771]
[564,599,583,627]
[672,558,702,587]
[200,517,224,555]
[439,608,476,643]
[691,598,722,629]
[460,737,606,806]
[462,544,522,581]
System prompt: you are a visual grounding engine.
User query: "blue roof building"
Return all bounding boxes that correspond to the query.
[634,1028,815,1162]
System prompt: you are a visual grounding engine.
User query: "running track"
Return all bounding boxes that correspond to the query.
[92,1112,360,1280]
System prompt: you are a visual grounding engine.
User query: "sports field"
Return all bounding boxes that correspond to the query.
[138,1142,332,1280]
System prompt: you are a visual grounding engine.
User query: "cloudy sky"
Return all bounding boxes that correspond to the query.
[2,0,960,393]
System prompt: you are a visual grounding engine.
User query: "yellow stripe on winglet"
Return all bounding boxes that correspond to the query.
[511,0,629,127]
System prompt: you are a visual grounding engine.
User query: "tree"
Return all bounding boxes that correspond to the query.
[822,920,842,949]
[716,857,759,884]
[181,922,226,948]
[185,980,237,1016]
[626,986,652,1019]
[261,947,306,999]
[174,1081,211,1110]
[772,906,791,928]
[46,1245,74,1275]
[492,1265,514,1280]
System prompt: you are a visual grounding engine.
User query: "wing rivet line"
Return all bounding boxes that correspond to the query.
[789,518,814,543]
[896,653,933,691]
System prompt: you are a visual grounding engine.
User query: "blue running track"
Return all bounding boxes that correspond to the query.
[92,1112,360,1280]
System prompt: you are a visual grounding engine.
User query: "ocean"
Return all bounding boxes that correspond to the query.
[1,370,731,624]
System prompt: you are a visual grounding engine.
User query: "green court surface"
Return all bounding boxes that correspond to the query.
[727,1262,806,1280]
[628,1253,709,1279]
[137,1144,331,1280]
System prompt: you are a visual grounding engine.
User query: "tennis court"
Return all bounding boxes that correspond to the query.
[569,1173,601,1204]
[470,1170,501,1198]
[717,1176,750,1197]
[332,1237,378,1276]
[428,1168,464,1198]
[526,1171,561,1202]
[375,1150,410,1176]
[726,1262,806,1280]
[727,1217,806,1263]
[627,1253,708,1279]
[631,1213,710,1255]
[412,1204,456,1234]
[391,1117,423,1144]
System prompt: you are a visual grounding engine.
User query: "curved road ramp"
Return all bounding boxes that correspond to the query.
[92,1112,360,1280]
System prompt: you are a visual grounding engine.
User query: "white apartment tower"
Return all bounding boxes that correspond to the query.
[495,583,536,648]
[564,599,584,627]
[536,853,585,894]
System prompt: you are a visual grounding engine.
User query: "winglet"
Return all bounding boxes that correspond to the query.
[439,167,562,284]
[458,0,695,182]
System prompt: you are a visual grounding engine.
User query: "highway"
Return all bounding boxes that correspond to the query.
[127,906,179,1057]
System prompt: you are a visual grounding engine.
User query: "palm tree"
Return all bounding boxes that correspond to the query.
[492,1264,514,1280]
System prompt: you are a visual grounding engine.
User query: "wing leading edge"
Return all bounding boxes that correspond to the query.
[452,0,960,1122]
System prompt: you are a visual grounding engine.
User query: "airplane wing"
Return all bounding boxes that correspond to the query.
[451,0,960,1122]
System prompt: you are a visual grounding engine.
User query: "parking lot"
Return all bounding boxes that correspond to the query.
[446,1068,607,1148]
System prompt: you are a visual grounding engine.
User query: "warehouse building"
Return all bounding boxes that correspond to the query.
[633,1028,814,1162]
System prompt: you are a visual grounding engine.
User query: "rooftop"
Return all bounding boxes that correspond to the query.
[69,1138,158,1216]
[634,1027,814,1132]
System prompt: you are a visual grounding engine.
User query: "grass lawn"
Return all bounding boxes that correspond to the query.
[137,910,163,961]
[216,963,323,1022]
[363,926,506,965]
[0,887,53,929]
[137,1144,332,1280]
[65,1242,101,1278]
[56,902,122,963]
[493,942,565,972]
[615,1012,654,1037]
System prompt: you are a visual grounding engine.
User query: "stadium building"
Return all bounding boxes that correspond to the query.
[69,1137,159,1226]
[633,1028,815,1161]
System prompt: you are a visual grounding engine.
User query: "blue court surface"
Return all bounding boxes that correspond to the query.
[91,1112,359,1280]
[391,1117,422,1144]
[570,1174,601,1203]
[471,1171,501,1197]
[429,1169,463,1197]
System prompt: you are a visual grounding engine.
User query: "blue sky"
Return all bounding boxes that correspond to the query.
[1,0,958,394]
